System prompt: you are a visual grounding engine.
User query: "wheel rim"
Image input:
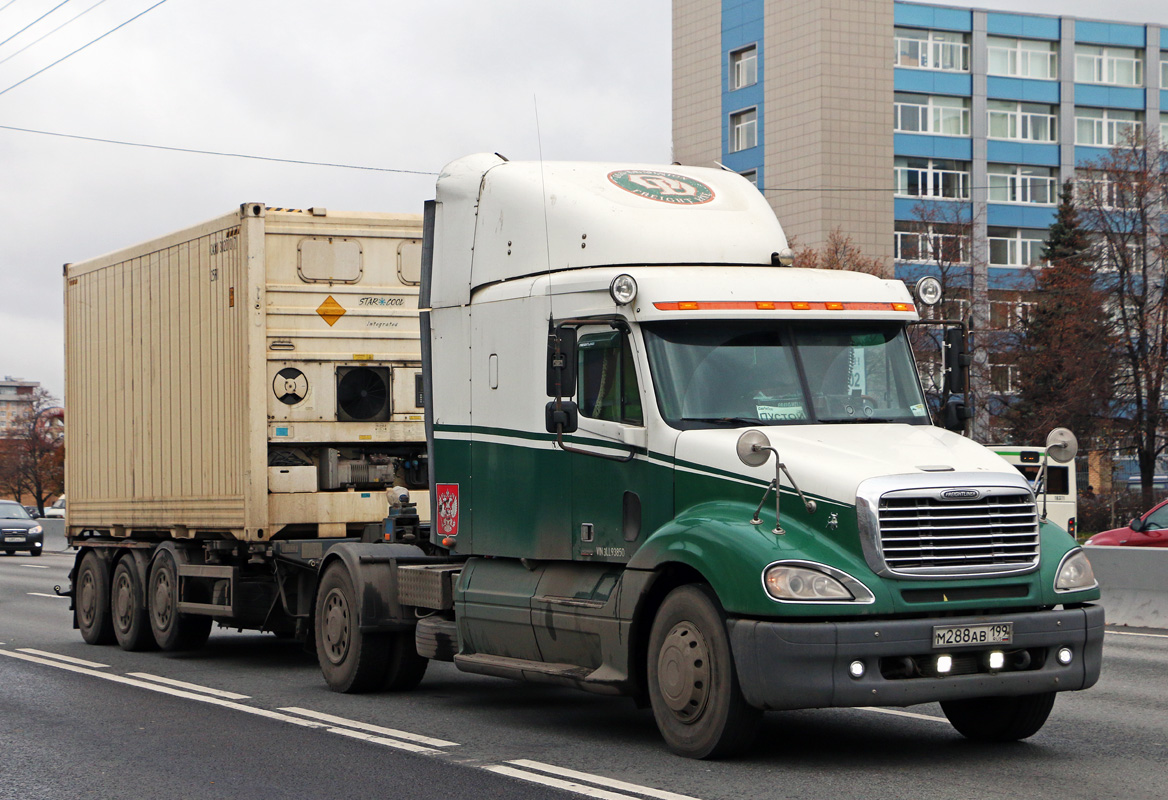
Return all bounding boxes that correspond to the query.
[152,568,174,631]
[657,620,713,723]
[113,571,132,633]
[78,567,97,628]
[321,587,351,665]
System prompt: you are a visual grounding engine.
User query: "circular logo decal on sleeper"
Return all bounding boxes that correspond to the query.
[607,170,715,204]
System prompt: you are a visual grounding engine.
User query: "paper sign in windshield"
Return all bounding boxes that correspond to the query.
[755,404,808,422]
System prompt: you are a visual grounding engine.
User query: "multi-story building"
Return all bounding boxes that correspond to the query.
[673,0,1165,400]
[0,377,39,433]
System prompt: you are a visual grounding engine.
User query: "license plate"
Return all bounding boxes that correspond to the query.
[932,622,1013,648]
[4,536,25,543]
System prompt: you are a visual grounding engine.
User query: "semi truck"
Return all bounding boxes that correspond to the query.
[64,160,1103,759]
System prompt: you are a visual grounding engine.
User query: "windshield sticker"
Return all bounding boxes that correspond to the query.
[911,404,927,417]
[755,404,808,422]
[607,170,715,205]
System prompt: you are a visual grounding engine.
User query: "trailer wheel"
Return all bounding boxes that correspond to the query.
[76,551,115,645]
[111,558,155,651]
[148,549,211,651]
[647,585,761,759]
[941,692,1056,741]
[315,563,390,693]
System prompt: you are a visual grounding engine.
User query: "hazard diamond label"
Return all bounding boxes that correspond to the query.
[316,295,347,326]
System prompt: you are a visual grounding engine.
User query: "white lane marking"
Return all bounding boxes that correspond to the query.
[0,649,326,729]
[279,707,457,748]
[507,760,702,800]
[326,726,440,755]
[858,706,947,723]
[486,765,647,800]
[1106,630,1168,640]
[17,648,108,669]
[20,564,50,569]
[27,592,68,599]
[127,672,250,700]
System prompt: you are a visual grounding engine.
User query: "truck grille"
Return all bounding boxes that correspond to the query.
[877,492,1039,577]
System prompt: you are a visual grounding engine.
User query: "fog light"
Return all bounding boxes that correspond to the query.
[936,655,953,674]
[987,651,1005,671]
[849,660,866,679]
[1057,647,1073,665]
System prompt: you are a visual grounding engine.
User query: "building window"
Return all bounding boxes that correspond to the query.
[1076,170,1138,210]
[987,36,1058,80]
[990,364,1020,395]
[894,157,970,199]
[894,28,969,72]
[739,170,758,187]
[1162,112,1168,146]
[730,45,757,90]
[1162,52,1168,90]
[987,164,1057,205]
[894,221,970,264]
[988,227,1047,267]
[1075,44,1143,86]
[987,100,1057,142]
[730,108,757,152]
[1075,107,1141,147]
[990,299,1034,331]
[894,93,970,136]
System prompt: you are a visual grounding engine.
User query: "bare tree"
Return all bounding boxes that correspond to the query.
[0,388,64,514]
[792,228,886,276]
[1076,130,1168,506]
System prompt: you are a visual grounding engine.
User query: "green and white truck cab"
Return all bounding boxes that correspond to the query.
[420,153,1102,757]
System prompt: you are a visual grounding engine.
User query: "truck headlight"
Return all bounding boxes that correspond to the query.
[763,561,875,603]
[1055,548,1097,592]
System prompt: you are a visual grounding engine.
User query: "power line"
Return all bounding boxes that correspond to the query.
[0,122,439,175]
[0,1,19,16]
[0,0,73,49]
[0,0,167,98]
[0,0,111,67]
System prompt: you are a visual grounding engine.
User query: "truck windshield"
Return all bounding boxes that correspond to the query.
[642,320,930,428]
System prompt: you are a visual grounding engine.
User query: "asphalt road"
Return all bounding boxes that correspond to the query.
[3,549,1167,800]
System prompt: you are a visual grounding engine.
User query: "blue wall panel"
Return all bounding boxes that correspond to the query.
[1075,20,1146,47]
[1074,84,1146,110]
[895,69,972,96]
[986,12,1061,41]
[722,1,764,163]
[1075,146,1115,166]
[987,204,1057,228]
[986,76,1060,103]
[894,133,973,159]
[894,1,971,32]
[985,141,1060,166]
[894,197,972,221]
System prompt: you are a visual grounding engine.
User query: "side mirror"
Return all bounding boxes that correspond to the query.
[943,395,972,432]
[546,400,578,434]
[547,326,577,398]
[1130,517,1145,532]
[1045,427,1078,463]
[943,326,970,395]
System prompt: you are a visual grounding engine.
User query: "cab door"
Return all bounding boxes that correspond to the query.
[569,326,670,562]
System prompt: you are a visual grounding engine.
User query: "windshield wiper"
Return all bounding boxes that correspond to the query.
[681,416,765,426]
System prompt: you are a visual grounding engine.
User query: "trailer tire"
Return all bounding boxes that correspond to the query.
[148,548,212,651]
[382,630,428,691]
[111,557,154,651]
[76,551,115,645]
[647,584,761,759]
[941,692,1056,741]
[316,563,391,693]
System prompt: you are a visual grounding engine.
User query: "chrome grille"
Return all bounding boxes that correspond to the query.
[877,491,1039,576]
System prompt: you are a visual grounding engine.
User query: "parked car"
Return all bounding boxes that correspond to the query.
[1085,499,1168,547]
[0,500,44,556]
[43,495,65,518]
[23,505,42,518]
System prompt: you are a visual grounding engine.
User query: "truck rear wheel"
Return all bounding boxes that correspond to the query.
[148,549,212,651]
[76,551,115,645]
[112,558,154,651]
[941,692,1056,741]
[647,584,761,759]
[316,563,391,693]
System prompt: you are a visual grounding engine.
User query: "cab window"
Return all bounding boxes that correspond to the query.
[578,331,642,425]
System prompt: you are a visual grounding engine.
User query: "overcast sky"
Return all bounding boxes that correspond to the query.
[1,0,1166,403]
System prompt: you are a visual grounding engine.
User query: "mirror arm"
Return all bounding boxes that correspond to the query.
[751,445,817,535]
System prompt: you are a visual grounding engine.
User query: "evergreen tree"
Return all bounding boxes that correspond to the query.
[1008,180,1115,446]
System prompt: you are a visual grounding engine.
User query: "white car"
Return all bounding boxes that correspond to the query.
[44,496,65,518]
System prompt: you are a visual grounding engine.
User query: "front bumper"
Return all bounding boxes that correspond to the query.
[728,605,1104,711]
[1,531,44,553]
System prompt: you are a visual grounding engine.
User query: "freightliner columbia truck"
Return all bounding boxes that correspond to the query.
[64,159,1103,759]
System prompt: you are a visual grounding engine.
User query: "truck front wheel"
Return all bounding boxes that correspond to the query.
[315,563,391,693]
[647,585,762,758]
[941,692,1056,741]
[76,551,115,645]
